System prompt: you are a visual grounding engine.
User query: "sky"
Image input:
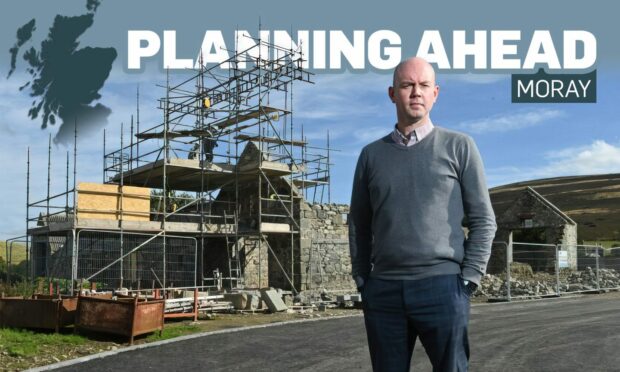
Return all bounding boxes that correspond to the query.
[0,0,618,240]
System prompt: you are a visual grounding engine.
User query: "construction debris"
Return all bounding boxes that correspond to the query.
[223,292,264,311]
[260,288,288,312]
[165,293,230,314]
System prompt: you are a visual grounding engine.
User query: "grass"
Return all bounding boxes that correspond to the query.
[0,279,37,297]
[145,323,202,341]
[582,240,620,249]
[0,328,86,358]
[0,241,27,265]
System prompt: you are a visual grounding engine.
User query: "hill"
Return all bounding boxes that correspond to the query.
[0,241,27,265]
[490,173,620,243]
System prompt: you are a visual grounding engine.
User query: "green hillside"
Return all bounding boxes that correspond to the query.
[0,241,27,265]
[490,173,620,242]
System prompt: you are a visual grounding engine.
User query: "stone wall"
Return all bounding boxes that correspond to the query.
[241,236,268,288]
[202,235,269,289]
[298,202,356,292]
[211,173,357,292]
[266,233,297,290]
[560,224,578,269]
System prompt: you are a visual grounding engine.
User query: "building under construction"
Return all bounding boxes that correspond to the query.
[25,38,355,296]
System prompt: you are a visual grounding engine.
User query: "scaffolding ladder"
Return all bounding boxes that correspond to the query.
[224,210,243,289]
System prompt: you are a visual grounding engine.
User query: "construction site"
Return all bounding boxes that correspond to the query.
[1,38,358,333]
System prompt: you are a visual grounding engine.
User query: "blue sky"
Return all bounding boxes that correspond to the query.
[310,67,620,203]
[1,0,619,240]
[1,65,619,240]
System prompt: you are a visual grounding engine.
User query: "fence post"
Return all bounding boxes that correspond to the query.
[163,235,167,290]
[595,245,601,290]
[71,230,78,294]
[555,244,560,296]
[506,242,511,302]
[5,240,10,284]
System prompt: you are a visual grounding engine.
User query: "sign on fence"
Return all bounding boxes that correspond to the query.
[558,250,569,268]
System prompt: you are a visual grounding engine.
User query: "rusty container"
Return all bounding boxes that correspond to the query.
[0,295,79,332]
[75,295,165,344]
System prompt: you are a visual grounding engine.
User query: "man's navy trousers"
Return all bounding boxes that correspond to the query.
[362,274,472,372]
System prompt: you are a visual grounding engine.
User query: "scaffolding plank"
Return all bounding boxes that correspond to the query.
[236,160,292,176]
[136,129,217,140]
[292,176,330,188]
[110,159,237,192]
[213,106,288,129]
[30,218,240,235]
[235,134,307,147]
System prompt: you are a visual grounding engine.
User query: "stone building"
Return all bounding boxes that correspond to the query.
[489,186,577,273]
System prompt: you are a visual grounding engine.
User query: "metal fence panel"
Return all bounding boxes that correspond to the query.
[480,242,620,301]
[509,242,559,298]
[3,239,29,282]
[29,233,73,280]
[77,230,196,290]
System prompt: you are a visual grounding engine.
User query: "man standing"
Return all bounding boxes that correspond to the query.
[349,57,497,371]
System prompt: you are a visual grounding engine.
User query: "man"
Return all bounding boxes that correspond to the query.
[202,127,217,163]
[349,57,497,372]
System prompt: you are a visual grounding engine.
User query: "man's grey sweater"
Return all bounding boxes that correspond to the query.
[349,126,497,287]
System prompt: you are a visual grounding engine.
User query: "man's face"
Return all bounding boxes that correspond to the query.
[388,59,439,126]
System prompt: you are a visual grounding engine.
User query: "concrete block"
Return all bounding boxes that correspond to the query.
[223,293,248,310]
[336,294,350,302]
[244,293,260,310]
[258,299,267,310]
[260,289,288,312]
[336,294,362,302]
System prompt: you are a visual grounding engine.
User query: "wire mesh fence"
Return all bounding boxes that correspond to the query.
[76,230,197,290]
[479,242,620,301]
[2,238,29,283]
[22,230,198,290]
[30,233,73,280]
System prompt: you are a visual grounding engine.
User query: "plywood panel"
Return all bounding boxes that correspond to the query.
[77,182,150,221]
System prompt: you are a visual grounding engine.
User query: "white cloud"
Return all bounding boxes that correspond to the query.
[540,140,620,175]
[488,140,620,187]
[458,109,564,134]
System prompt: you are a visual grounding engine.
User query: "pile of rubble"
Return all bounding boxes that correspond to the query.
[476,267,620,298]
[164,288,291,315]
[565,267,620,291]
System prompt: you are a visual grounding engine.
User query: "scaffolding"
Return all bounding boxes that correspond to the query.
[24,37,333,295]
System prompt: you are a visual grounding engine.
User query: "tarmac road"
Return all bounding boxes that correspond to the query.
[50,292,620,372]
